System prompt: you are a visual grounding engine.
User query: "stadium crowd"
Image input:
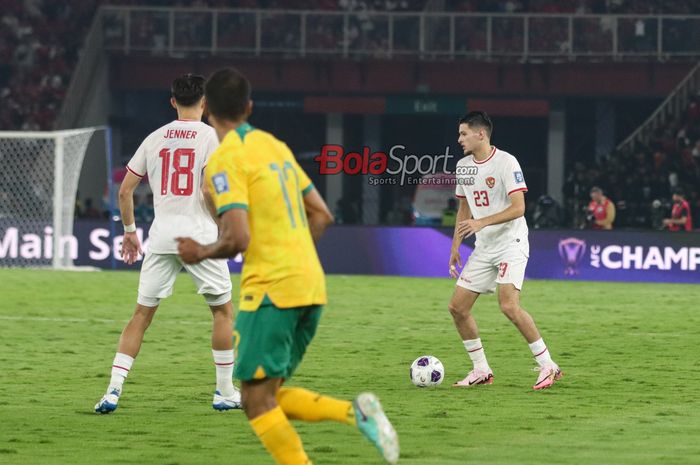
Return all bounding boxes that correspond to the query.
[3,0,699,131]
[0,1,98,130]
[564,97,700,229]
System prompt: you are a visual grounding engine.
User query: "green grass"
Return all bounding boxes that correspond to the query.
[1,270,700,465]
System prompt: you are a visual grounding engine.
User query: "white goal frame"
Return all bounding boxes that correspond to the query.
[0,127,112,268]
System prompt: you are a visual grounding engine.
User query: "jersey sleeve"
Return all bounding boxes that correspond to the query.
[295,159,314,196]
[455,179,467,198]
[504,156,528,196]
[282,142,313,195]
[206,152,249,216]
[126,139,147,178]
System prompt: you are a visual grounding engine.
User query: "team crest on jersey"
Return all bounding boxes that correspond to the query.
[514,171,524,183]
[485,176,496,188]
[212,173,229,193]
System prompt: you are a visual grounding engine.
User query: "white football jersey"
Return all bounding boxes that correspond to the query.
[454,146,529,253]
[126,120,220,254]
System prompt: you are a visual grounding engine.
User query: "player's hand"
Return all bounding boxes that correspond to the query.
[662,218,671,226]
[457,219,484,238]
[120,231,143,265]
[176,237,204,264]
[449,249,462,278]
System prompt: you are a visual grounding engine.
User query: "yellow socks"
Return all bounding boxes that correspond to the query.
[249,406,311,465]
[249,389,355,465]
[277,387,355,426]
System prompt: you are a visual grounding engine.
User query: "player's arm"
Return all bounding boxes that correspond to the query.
[449,198,471,278]
[201,182,219,225]
[457,191,526,238]
[292,157,333,241]
[118,171,143,264]
[596,201,616,228]
[178,208,250,263]
[304,187,334,242]
[178,154,250,263]
[664,215,688,226]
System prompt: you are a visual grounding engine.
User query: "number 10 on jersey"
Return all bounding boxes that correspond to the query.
[159,148,195,196]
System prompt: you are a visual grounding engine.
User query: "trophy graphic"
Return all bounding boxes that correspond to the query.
[558,238,586,276]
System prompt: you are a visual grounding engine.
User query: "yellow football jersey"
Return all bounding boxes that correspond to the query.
[205,122,327,311]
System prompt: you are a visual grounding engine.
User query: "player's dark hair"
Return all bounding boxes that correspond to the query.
[590,186,603,194]
[673,187,685,197]
[459,111,493,137]
[171,74,205,107]
[205,68,251,122]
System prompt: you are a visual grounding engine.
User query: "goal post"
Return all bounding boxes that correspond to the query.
[0,127,112,268]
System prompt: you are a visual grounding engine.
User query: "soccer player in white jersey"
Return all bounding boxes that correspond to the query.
[448,111,562,390]
[95,74,241,413]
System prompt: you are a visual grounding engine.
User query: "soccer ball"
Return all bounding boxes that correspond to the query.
[410,355,444,387]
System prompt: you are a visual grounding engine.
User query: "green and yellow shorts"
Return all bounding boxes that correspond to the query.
[233,297,323,382]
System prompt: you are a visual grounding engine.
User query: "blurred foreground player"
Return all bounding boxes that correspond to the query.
[663,188,693,231]
[448,111,563,390]
[177,68,399,464]
[95,74,241,413]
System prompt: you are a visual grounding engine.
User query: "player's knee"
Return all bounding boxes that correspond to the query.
[499,301,520,320]
[204,291,231,307]
[241,388,276,419]
[131,304,157,329]
[137,293,160,308]
[448,301,469,319]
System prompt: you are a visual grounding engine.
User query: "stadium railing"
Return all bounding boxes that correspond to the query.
[98,6,700,61]
[617,61,700,152]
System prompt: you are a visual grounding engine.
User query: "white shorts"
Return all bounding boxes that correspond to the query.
[456,246,528,294]
[137,253,232,307]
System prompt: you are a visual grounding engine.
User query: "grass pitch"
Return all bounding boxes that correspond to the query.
[1,270,699,465]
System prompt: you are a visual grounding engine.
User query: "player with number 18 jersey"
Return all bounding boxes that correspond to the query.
[127,119,220,253]
[94,75,239,416]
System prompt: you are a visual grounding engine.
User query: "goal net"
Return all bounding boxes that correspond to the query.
[0,127,108,268]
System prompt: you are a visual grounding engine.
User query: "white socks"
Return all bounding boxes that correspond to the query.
[212,349,235,397]
[109,352,134,392]
[106,351,235,398]
[463,338,490,372]
[529,338,554,367]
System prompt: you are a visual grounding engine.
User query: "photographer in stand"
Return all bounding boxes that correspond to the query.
[663,188,693,232]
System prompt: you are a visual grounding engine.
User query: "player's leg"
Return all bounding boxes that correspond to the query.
[183,258,240,409]
[274,305,399,464]
[209,299,241,410]
[276,305,355,425]
[95,253,179,413]
[243,377,312,465]
[496,256,562,390]
[116,303,159,358]
[236,302,312,464]
[450,252,497,387]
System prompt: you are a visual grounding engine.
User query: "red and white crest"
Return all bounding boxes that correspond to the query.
[486,176,496,188]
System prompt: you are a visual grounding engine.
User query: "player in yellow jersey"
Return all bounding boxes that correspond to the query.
[176,68,399,465]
